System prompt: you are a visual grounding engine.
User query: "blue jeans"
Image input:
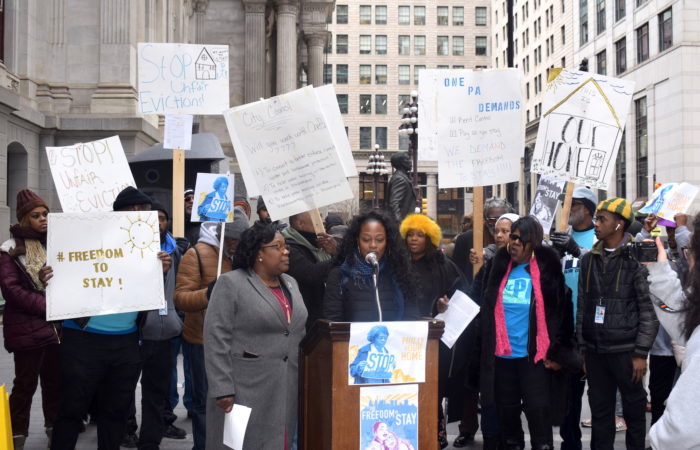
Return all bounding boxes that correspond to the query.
[168,336,193,412]
[184,341,207,450]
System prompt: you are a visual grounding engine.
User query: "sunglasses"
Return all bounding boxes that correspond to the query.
[261,243,290,252]
[509,234,528,244]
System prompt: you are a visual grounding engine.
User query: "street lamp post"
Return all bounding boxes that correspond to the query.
[366,144,389,209]
[398,90,419,208]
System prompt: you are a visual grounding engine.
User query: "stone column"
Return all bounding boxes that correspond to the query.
[304,30,329,87]
[427,173,438,220]
[244,0,267,102]
[193,0,209,43]
[275,0,299,94]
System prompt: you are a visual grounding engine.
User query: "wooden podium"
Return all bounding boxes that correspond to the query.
[298,319,445,450]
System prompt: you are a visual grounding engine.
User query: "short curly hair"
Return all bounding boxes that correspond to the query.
[213,176,229,191]
[232,220,282,270]
[367,325,389,343]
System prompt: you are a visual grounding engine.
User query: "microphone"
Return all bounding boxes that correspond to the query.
[365,252,383,322]
[365,252,379,268]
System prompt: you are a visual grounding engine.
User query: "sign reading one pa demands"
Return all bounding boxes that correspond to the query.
[531,69,635,190]
[530,176,567,233]
[360,384,418,450]
[348,321,428,386]
[191,173,234,223]
[46,136,136,213]
[138,43,229,115]
[224,86,353,220]
[422,69,525,188]
[46,211,165,321]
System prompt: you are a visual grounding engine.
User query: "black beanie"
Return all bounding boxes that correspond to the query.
[152,201,169,220]
[113,186,152,211]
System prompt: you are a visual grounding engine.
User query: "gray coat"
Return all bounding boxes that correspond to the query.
[204,268,307,450]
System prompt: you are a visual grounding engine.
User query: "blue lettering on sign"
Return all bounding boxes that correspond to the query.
[441,78,481,95]
[362,351,396,379]
[478,101,521,112]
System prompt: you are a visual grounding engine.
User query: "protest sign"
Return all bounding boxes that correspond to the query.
[531,69,635,190]
[419,69,525,187]
[348,321,428,385]
[530,176,567,233]
[46,136,136,213]
[640,182,699,226]
[417,70,448,162]
[314,84,358,177]
[46,211,165,321]
[192,173,234,223]
[164,114,194,150]
[138,43,229,115]
[434,290,480,349]
[224,86,353,220]
[360,384,419,450]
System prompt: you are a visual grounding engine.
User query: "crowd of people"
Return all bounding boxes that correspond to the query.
[1,185,699,450]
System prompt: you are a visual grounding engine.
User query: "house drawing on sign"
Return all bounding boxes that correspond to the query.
[195,48,216,80]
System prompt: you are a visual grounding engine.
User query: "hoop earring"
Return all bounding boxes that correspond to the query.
[506,242,511,253]
[258,258,263,262]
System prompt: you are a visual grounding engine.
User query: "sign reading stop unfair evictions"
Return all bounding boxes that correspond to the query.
[46,136,136,213]
[224,86,354,220]
[531,69,635,190]
[138,43,229,115]
[420,69,525,188]
[46,211,165,321]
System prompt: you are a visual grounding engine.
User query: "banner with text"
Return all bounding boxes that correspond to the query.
[531,69,635,190]
[46,136,136,213]
[138,43,229,115]
[46,211,165,321]
[420,69,525,187]
[530,176,567,233]
[191,173,234,222]
[224,86,353,220]
[360,384,418,450]
[348,321,428,386]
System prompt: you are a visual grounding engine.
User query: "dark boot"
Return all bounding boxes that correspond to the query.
[483,435,504,450]
[503,439,524,450]
[498,405,525,450]
[524,407,554,449]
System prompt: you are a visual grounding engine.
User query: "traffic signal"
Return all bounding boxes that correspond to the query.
[421,198,428,214]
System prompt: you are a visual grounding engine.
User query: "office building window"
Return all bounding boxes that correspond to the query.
[375,95,387,115]
[476,36,487,55]
[561,56,566,67]
[375,65,387,84]
[659,8,672,51]
[615,0,625,21]
[615,131,626,198]
[336,64,348,84]
[453,7,464,26]
[360,65,371,84]
[323,64,332,84]
[325,37,331,54]
[437,6,449,25]
[476,6,488,25]
[580,0,588,45]
[398,6,410,25]
[376,35,387,55]
[615,37,626,74]
[360,35,371,54]
[375,5,387,24]
[635,97,648,197]
[337,94,348,114]
[360,127,372,149]
[360,94,372,114]
[337,35,348,54]
[453,65,465,69]
[336,5,348,24]
[359,5,371,24]
[596,50,606,75]
[398,94,410,114]
[636,23,649,63]
[414,65,425,85]
[398,65,410,84]
[526,82,530,99]
[596,0,605,34]
[414,6,426,25]
[375,127,388,149]
[399,35,410,55]
[399,134,409,150]
[561,25,566,44]
[437,36,449,56]
[453,36,464,56]
[414,35,426,55]
[437,65,449,69]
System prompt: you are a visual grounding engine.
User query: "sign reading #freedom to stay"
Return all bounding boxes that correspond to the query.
[138,43,229,115]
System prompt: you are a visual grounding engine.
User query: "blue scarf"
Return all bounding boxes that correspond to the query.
[339,251,406,319]
[161,232,177,254]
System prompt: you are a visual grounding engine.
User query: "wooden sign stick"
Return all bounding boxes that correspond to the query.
[309,208,326,235]
[473,186,484,274]
[172,149,185,238]
[558,182,575,233]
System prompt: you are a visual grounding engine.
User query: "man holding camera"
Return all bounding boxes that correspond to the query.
[577,198,659,450]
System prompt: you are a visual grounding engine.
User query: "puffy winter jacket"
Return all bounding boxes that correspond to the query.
[577,234,658,358]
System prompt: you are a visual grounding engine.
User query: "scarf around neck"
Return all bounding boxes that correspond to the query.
[339,251,405,319]
[282,227,331,263]
[9,224,47,291]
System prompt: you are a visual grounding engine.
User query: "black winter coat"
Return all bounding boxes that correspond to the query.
[577,235,658,358]
[284,240,332,330]
[385,170,416,223]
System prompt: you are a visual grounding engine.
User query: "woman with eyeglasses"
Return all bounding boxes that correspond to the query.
[203,221,307,450]
[480,216,578,450]
[324,209,418,322]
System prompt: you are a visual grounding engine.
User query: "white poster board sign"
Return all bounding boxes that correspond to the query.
[138,43,230,115]
[639,182,700,225]
[421,69,525,188]
[164,114,194,150]
[46,136,136,213]
[530,69,635,190]
[46,211,165,321]
[418,70,451,162]
[224,86,353,220]
[191,173,235,222]
[314,85,357,177]
[348,321,428,385]
[530,176,567,233]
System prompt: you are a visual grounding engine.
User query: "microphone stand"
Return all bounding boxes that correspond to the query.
[372,265,383,322]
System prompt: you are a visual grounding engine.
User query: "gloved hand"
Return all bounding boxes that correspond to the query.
[550,231,581,257]
[206,279,217,300]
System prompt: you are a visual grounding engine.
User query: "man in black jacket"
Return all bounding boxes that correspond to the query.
[386,152,416,222]
[577,198,658,450]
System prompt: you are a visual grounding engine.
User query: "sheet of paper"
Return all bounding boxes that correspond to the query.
[164,114,194,150]
[223,404,252,450]
[434,290,480,349]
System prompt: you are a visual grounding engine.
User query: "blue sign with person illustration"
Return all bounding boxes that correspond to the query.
[191,173,234,223]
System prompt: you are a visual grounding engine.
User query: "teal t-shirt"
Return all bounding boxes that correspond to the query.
[63,312,139,334]
[564,227,596,320]
[501,263,532,358]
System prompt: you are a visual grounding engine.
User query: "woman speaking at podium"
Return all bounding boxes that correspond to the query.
[323,210,418,322]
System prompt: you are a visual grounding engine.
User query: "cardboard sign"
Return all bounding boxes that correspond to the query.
[46,211,165,321]
[360,384,419,450]
[420,69,525,187]
[531,176,567,232]
[531,69,635,190]
[314,85,358,177]
[639,182,699,226]
[191,173,234,223]
[348,322,428,386]
[224,86,353,220]
[164,114,194,150]
[46,136,136,213]
[138,43,230,115]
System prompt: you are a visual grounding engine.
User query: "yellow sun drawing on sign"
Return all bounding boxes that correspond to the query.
[121,213,160,258]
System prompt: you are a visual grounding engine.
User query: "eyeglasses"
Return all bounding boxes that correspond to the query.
[509,233,528,244]
[261,243,290,253]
